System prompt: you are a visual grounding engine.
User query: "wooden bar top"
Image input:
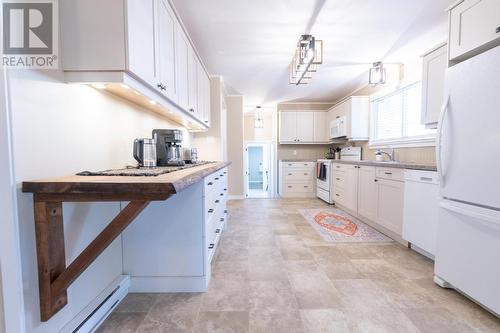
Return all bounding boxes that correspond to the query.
[22,162,231,201]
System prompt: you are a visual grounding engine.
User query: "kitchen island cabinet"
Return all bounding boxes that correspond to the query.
[22,162,229,321]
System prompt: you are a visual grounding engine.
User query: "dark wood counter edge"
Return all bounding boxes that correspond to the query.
[22,161,232,198]
[23,161,230,321]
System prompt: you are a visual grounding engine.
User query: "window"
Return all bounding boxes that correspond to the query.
[370,82,435,147]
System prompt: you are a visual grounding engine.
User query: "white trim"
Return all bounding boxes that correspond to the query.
[243,142,274,199]
[0,69,26,333]
[228,195,245,200]
[369,135,436,149]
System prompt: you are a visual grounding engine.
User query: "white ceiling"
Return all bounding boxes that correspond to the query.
[172,0,455,106]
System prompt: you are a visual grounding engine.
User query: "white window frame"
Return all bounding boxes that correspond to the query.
[369,82,436,149]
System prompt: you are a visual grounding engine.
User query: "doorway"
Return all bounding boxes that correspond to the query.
[244,143,273,198]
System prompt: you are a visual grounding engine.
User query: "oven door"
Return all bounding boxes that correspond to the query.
[316,162,330,191]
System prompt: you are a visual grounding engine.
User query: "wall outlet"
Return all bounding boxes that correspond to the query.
[293,150,297,155]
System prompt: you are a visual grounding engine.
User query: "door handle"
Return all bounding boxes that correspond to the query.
[437,96,450,186]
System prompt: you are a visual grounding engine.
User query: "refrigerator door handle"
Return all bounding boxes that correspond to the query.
[441,201,500,230]
[437,96,450,186]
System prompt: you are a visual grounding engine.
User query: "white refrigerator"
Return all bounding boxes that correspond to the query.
[435,45,500,316]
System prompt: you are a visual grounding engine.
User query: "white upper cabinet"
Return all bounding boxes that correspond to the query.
[127,0,157,87]
[313,112,329,143]
[156,0,178,102]
[279,111,327,144]
[175,28,190,111]
[296,112,314,142]
[60,0,211,129]
[327,97,369,141]
[448,0,500,62]
[279,112,298,143]
[421,44,448,128]
[188,49,199,117]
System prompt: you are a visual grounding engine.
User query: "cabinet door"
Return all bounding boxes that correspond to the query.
[156,0,177,102]
[377,179,405,235]
[296,112,314,142]
[357,166,378,221]
[421,44,447,127]
[188,48,199,117]
[204,74,211,126]
[313,112,328,143]
[279,112,297,143]
[126,0,157,86]
[175,28,189,110]
[343,165,359,213]
[449,0,500,61]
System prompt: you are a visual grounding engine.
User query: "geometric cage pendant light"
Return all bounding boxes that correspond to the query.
[289,34,323,85]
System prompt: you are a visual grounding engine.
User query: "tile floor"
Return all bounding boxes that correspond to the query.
[97,198,500,333]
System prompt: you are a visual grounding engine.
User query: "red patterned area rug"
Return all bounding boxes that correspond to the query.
[298,208,392,243]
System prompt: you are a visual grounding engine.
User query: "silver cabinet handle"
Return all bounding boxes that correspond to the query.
[215,229,221,233]
[288,186,292,188]
[384,172,392,175]
[208,209,214,213]
[304,186,308,188]
[288,173,292,176]
[336,178,340,180]
[208,182,213,186]
[304,173,308,175]
[420,177,433,182]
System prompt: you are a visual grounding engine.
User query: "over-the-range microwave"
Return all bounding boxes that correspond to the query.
[330,116,346,139]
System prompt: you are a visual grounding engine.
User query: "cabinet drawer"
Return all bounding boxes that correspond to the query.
[282,182,314,193]
[283,169,315,182]
[283,161,315,169]
[332,187,345,205]
[376,167,404,182]
[332,173,346,189]
[332,163,349,172]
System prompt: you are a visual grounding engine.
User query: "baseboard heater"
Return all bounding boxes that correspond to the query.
[60,275,130,333]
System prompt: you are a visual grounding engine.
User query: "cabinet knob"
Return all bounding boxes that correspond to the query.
[496,26,500,33]
[220,193,224,196]
[205,120,209,123]
[288,173,292,176]
[374,179,378,182]
[220,218,225,222]
[215,200,220,203]
[336,194,340,197]
[384,172,392,175]
[208,244,214,249]
[189,108,195,112]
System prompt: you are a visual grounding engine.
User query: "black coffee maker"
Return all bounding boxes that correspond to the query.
[152,129,185,166]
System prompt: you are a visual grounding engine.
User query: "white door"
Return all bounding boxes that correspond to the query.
[313,112,328,142]
[156,0,177,102]
[126,0,157,87]
[296,112,314,142]
[245,144,272,198]
[377,179,405,235]
[440,45,500,209]
[421,44,447,127]
[343,165,359,213]
[279,112,297,143]
[175,28,189,110]
[357,166,378,222]
[449,0,500,61]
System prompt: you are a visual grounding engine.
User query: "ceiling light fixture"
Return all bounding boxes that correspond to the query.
[369,61,386,86]
[289,35,323,85]
[254,106,264,129]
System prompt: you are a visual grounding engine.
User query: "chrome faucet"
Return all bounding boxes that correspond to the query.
[376,148,396,162]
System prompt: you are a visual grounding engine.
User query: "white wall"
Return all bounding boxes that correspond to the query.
[226,95,244,197]
[9,69,191,333]
[0,265,4,333]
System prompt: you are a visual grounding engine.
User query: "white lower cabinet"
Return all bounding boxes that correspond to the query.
[122,167,228,292]
[279,161,316,197]
[376,178,405,235]
[357,166,378,222]
[333,163,405,238]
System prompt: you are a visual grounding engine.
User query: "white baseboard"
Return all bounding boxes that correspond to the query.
[228,195,245,200]
[61,275,130,333]
[129,276,209,292]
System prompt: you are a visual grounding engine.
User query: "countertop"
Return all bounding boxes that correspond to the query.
[22,161,231,200]
[329,160,437,171]
[280,159,317,162]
